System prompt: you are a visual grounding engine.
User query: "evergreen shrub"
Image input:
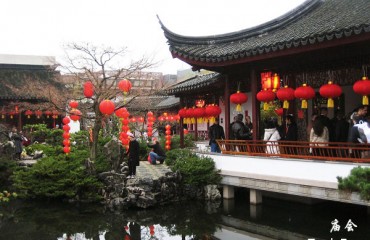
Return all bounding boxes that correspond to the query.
[337,166,370,200]
[166,149,221,186]
[12,149,103,201]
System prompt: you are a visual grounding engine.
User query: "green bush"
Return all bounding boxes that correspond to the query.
[167,149,221,186]
[0,157,18,187]
[337,167,370,200]
[25,143,62,156]
[170,134,195,149]
[12,149,103,201]
[23,124,63,145]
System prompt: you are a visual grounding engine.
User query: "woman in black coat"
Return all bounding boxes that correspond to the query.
[125,133,140,179]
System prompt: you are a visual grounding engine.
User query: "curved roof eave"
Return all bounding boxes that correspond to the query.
[158,0,321,45]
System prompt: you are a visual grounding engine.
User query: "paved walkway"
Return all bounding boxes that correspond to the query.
[135,161,172,180]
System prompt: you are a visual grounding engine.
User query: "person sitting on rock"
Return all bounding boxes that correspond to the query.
[147,138,166,164]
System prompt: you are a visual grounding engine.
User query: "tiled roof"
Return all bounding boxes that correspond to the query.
[164,73,222,94]
[159,0,370,66]
[125,95,179,111]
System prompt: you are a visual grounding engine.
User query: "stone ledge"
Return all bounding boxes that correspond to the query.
[221,175,370,206]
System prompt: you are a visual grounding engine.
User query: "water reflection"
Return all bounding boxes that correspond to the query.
[1,192,369,240]
[0,200,222,240]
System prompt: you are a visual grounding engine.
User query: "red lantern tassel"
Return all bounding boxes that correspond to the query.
[301,100,308,109]
[327,98,334,108]
[236,104,242,112]
[363,96,369,105]
[263,102,269,111]
[283,100,289,109]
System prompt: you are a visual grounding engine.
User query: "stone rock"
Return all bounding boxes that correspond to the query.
[204,185,221,201]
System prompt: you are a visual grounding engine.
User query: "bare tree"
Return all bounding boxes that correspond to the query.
[61,42,156,164]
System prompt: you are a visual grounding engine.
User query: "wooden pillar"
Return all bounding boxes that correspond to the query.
[180,97,185,148]
[250,189,262,205]
[223,185,234,199]
[224,76,230,139]
[250,69,259,140]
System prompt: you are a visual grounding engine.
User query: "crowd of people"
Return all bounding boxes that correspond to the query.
[206,105,370,158]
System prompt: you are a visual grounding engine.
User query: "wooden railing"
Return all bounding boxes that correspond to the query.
[216,140,370,163]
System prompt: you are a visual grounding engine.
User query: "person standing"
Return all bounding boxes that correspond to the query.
[147,138,166,164]
[9,127,24,160]
[282,115,298,141]
[125,132,140,179]
[263,118,281,154]
[310,117,329,156]
[245,115,253,134]
[208,118,225,153]
[230,114,252,140]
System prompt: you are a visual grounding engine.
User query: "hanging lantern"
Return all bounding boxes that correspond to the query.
[118,79,132,95]
[44,110,52,119]
[319,81,342,108]
[70,109,82,121]
[62,125,70,132]
[115,108,126,118]
[205,104,222,124]
[99,100,115,116]
[147,111,154,138]
[294,84,315,109]
[15,105,19,114]
[230,91,248,112]
[69,100,79,109]
[193,107,205,123]
[35,110,43,119]
[62,116,70,125]
[275,108,284,116]
[52,110,59,119]
[8,111,16,119]
[276,85,295,109]
[257,89,275,110]
[63,139,70,147]
[178,108,189,124]
[24,110,33,119]
[83,81,94,98]
[62,132,70,139]
[353,76,370,105]
[195,99,205,108]
[63,146,71,154]
[1,110,6,119]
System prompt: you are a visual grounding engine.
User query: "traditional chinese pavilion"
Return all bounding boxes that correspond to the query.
[0,54,63,130]
[160,0,370,140]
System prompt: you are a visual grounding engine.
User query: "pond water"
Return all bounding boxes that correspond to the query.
[1,190,369,240]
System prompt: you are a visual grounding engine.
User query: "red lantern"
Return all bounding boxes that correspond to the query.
[24,110,33,118]
[63,125,70,132]
[230,91,248,112]
[52,110,59,119]
[205,104,221,124]
[294,84,315,109]
[70,109,82,121]
[257,90,275,110]
[63,139,70,147]
[99,100,115,116]
[115,108,126,118]
[1,110,6,119]
[62,117,70,125]
[275,108,284,116]
[62,132,70,139]
[8,111,15,119]
[63,146,71,154]
[276,85,295,109]
[319,81,342,108]
[35,110,43,119]
[353,76,370,105]
[183,128,189,134]
[118,79,132,95]
[44,110,52,118]
[83,81,94,98]
[193,107,205,123]
[69,100,79,109]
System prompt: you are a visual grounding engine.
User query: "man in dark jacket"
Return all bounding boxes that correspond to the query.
[208,118,225,153]
[282,114,298,141]
[230,114,252,140]
[125,132,140,178]
[147,138,166,164]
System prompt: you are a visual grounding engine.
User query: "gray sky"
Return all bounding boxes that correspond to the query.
[1,0,306,74]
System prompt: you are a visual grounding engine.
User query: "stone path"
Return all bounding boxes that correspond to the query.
[135,161,172,180]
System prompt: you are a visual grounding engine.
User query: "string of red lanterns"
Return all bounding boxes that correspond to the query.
[147,111,154,138]
[62,116,71,154]
[83,81,94,98]
[165,124,171,150]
